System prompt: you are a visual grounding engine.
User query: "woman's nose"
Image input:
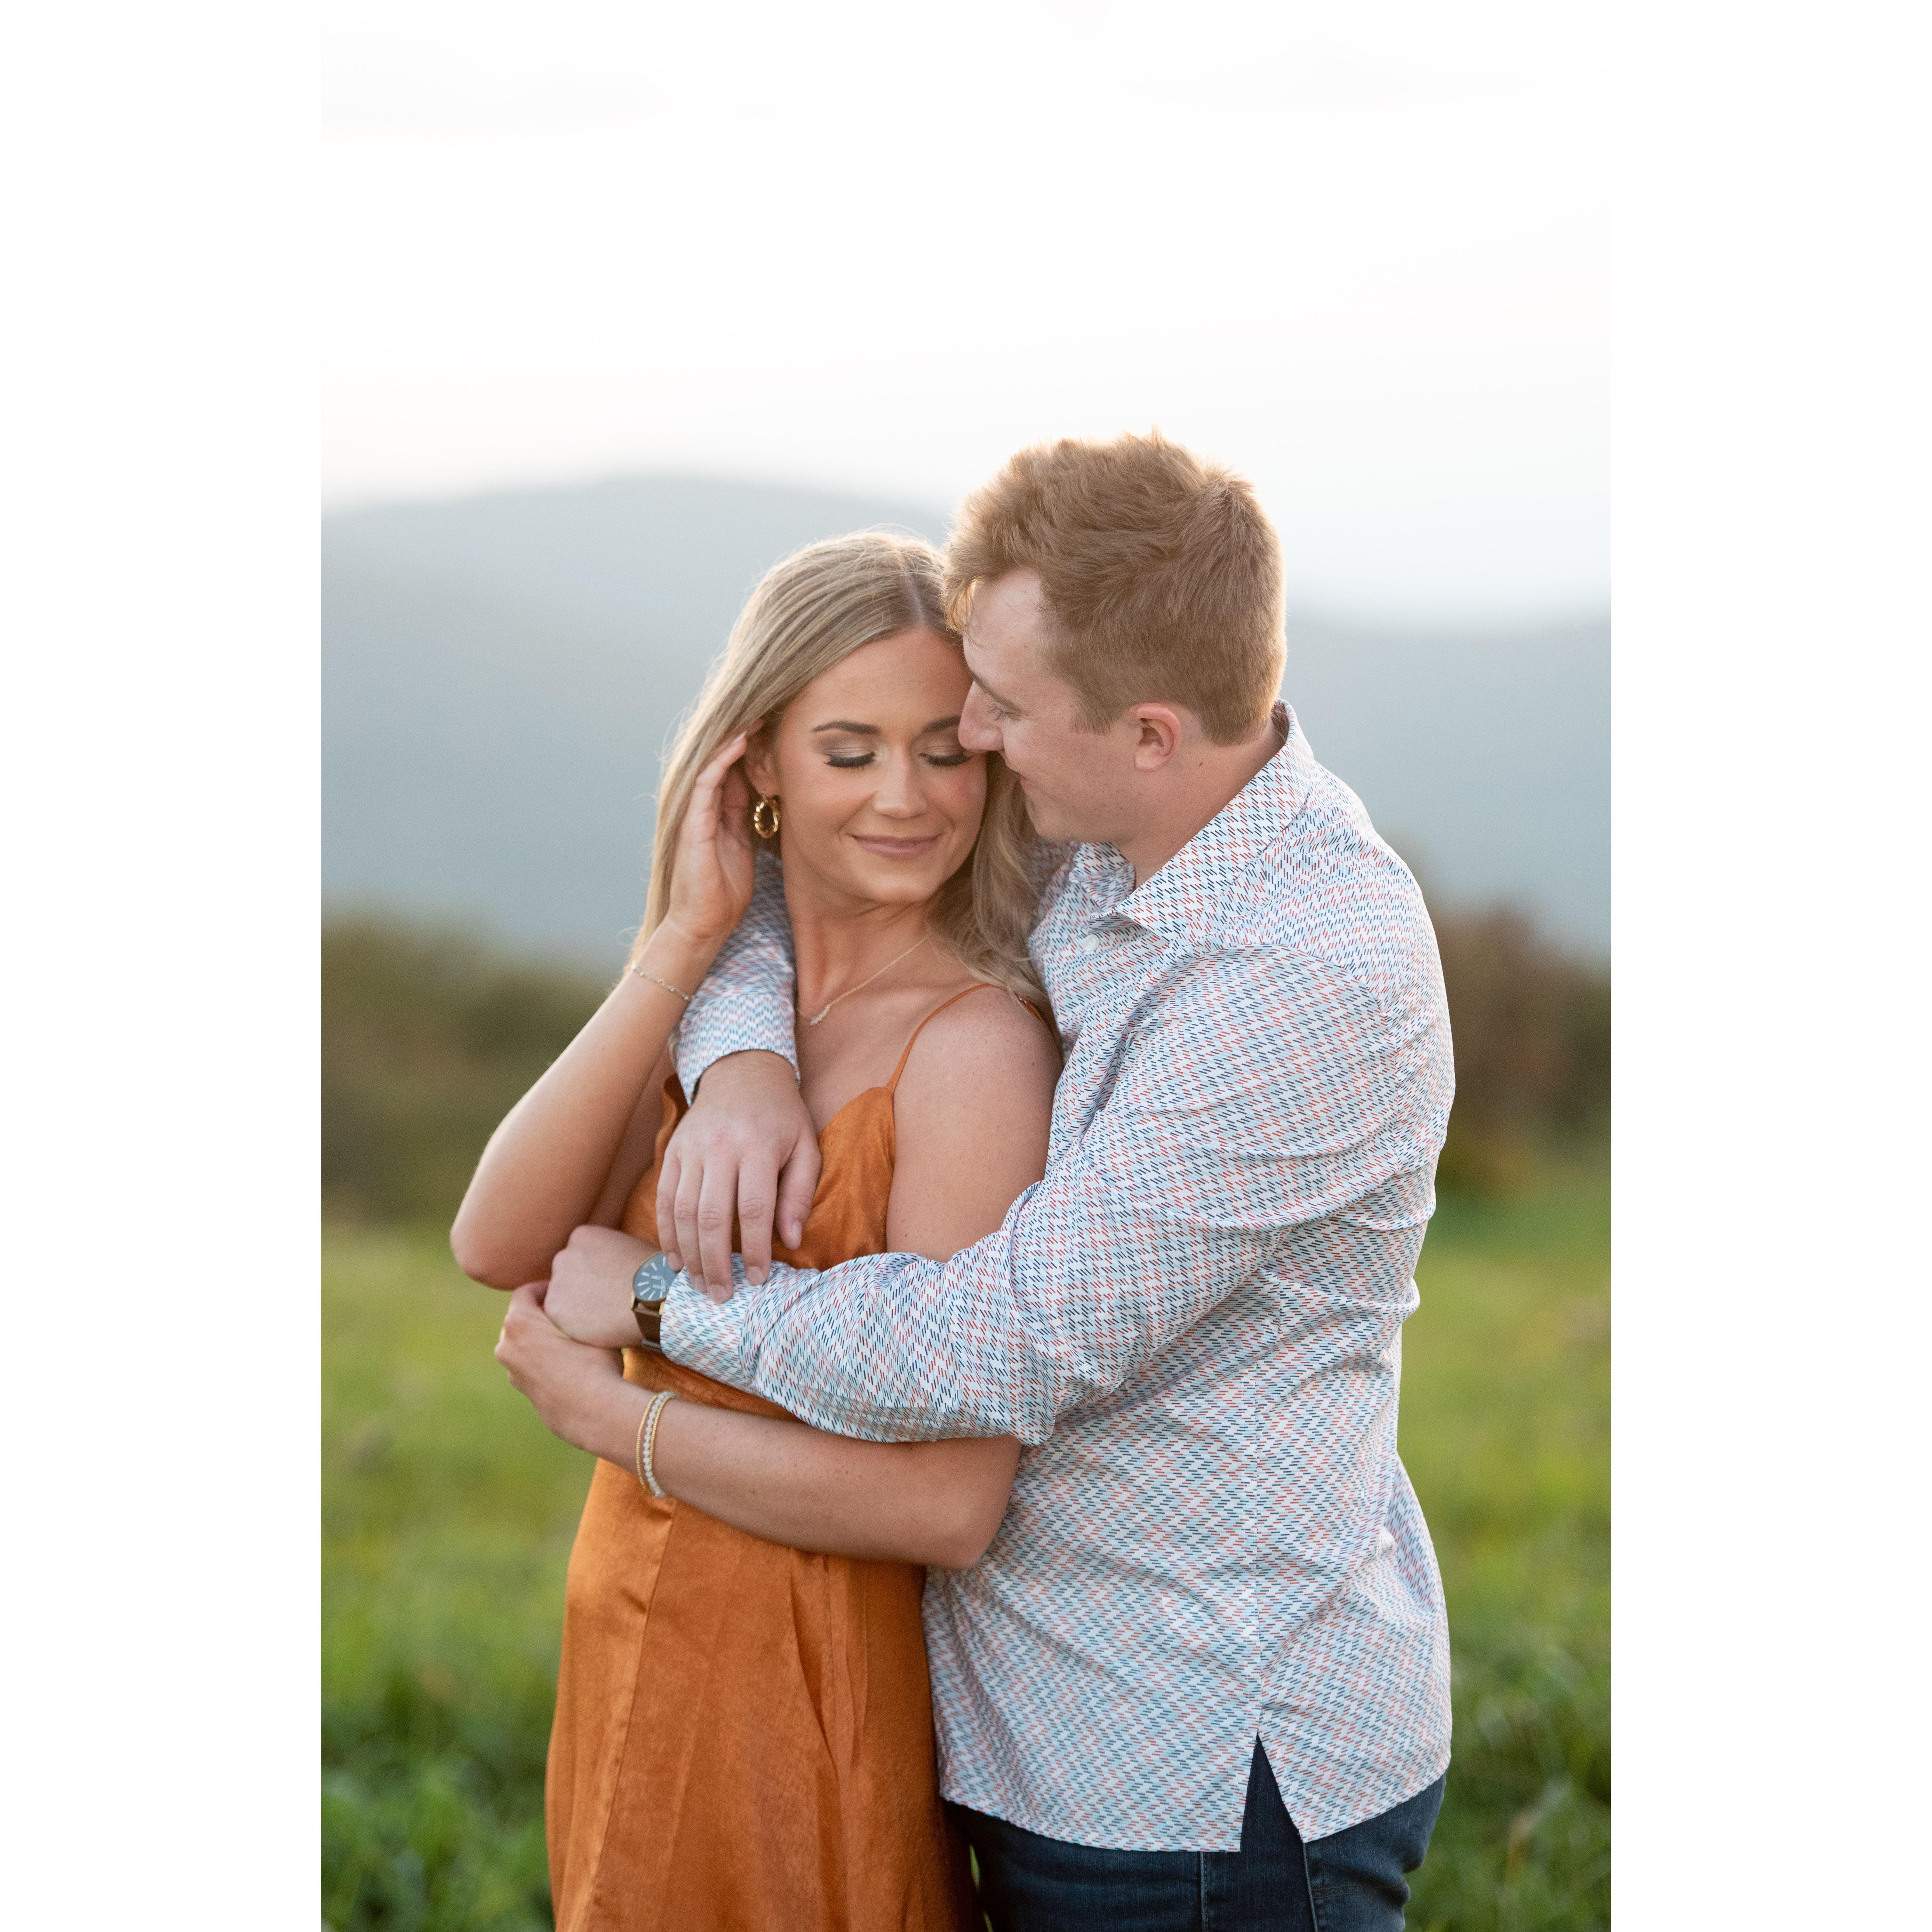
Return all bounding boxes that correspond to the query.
[871,753,925,818]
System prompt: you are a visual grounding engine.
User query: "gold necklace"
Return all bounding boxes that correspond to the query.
[800,934,930,1027]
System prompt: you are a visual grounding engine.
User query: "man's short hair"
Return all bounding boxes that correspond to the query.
[944,431,1286,744]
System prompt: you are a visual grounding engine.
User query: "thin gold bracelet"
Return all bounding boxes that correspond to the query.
[638,1389,676,1497]
[629,962,693,1003]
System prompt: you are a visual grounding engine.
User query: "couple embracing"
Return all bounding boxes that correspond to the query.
[455,432,1455,1931]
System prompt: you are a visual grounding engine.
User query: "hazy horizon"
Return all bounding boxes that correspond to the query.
[322,471,1608,966]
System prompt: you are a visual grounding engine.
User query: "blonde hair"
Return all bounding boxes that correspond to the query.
[944,430,1285,744]
[639,531,1047,1010]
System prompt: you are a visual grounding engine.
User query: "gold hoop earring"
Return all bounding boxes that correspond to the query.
[751,794,781,840]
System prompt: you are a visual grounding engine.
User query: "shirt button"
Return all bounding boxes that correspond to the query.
[1078,933,1100,953]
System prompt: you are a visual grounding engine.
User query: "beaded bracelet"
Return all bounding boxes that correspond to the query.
[636,1389,676,1497]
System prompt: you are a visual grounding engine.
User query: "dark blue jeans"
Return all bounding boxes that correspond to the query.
[950,1744,1445,1932]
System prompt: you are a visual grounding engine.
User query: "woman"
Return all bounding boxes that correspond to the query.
[451,532,1061,1932]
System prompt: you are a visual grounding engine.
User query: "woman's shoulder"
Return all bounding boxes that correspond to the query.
[886,985,1057,1242]
[896,984,1060,1112]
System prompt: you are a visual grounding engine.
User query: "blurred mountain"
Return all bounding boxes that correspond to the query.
[324,475,1608,967]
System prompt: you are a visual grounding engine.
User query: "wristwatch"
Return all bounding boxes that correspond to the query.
[631,1253,679,1352]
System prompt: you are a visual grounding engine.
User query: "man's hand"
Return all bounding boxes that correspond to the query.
[658,1050,821,1297]
[494,1282,637,1459]
[546,1224,654,1348]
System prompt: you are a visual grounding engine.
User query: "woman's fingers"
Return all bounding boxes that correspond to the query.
[495,1281,549,1382]
[694,730,749,793]
[681,732,748,848]
[665,730,757,943]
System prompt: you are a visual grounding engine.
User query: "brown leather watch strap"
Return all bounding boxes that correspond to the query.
[632,1298,665,1351]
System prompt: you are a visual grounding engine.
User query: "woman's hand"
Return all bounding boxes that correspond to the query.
[653,730,759,958]
[494,1283,640,1460]
[547,1224,656,1348]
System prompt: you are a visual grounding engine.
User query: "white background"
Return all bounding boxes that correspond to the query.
[3,3,1929,1926]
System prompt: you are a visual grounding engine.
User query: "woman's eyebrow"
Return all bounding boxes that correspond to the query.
[808,716,962,735]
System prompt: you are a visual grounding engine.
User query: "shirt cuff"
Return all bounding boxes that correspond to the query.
[672,990,800,1093]
[659,1265,758,1387]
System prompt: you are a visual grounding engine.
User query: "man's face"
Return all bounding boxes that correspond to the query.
[958,570,1145,847]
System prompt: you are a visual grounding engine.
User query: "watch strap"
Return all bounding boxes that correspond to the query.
[631,1254,675,1353]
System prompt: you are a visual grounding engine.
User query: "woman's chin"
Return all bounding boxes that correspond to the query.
[787,837,973,910]
[810,857,949,908]
[851,869,949,906]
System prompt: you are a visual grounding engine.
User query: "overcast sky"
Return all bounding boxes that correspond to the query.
[324,0,1608,627]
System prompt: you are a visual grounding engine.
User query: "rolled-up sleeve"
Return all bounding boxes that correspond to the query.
[672,853,800,1091]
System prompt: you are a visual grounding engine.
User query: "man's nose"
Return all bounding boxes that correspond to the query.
[959,686,1000,752]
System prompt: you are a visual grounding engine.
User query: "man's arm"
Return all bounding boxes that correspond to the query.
[664,950,1450,1444]
[657,852,817,1289]
[671,849,798,1090]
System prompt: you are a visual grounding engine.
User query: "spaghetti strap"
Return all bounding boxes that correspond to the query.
[885,984,1002,1094]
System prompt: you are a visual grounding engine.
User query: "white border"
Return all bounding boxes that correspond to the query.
[1614,2,1930,1922]
[1,2,319,1917]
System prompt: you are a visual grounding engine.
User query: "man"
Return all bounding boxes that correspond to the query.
[597,433,1452,1927]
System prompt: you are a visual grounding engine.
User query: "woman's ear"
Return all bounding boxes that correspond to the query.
[743,727,779,797]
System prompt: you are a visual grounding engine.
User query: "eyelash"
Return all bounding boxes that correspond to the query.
[825,751,973,770]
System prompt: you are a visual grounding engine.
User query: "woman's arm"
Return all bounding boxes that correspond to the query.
[652,1403,1018,1569]
[495,1284,1016,1567]
[450,733,757,1289]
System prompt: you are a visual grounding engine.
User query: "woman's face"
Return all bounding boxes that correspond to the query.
[746,628,985,912]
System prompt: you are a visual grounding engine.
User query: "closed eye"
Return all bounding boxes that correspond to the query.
[823,747,976,770]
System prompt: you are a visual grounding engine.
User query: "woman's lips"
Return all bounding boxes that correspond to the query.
[850,833,942,859]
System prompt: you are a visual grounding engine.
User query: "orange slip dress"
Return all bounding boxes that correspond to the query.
[545,988,997,1932]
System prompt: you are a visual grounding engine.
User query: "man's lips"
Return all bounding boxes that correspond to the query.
[850,833,943,858]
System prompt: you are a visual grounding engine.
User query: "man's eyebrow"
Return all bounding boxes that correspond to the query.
[962,637,1021,713]
[970,672,1022,713]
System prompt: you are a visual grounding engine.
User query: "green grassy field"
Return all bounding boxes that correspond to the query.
[322,1154,1607,1931]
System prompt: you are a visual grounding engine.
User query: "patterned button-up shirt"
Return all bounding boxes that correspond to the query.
[666,706,1453,1848]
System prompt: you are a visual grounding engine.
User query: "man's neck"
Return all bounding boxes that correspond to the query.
[1118,713,1286,888]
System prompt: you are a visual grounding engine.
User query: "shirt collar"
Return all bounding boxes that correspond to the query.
[1111,702,1309,943]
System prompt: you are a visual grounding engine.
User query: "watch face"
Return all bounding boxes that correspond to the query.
[632,1253,678,1302]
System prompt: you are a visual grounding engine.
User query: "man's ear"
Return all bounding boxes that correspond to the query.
[1129,704,1187,771]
